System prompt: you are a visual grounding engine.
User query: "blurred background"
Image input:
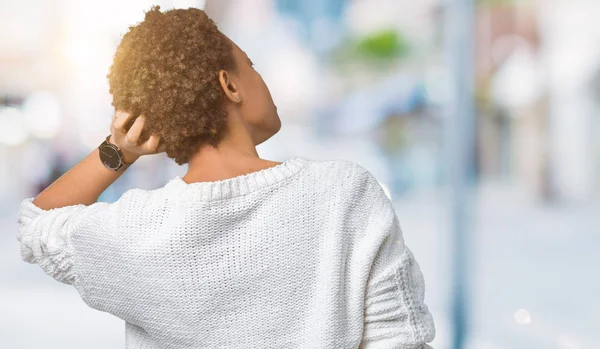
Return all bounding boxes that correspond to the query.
[1,0,599,348]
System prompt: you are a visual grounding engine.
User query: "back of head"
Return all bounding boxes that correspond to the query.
[107,5,235,165]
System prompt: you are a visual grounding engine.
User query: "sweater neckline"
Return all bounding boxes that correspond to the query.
[167,156,310,200]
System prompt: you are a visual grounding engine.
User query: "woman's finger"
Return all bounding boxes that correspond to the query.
[114,111,132,135]
[110,111,120,135]
[143,134,161,153]
[154,137,167,153]
[126,115,146,145]
[158,141,167,153]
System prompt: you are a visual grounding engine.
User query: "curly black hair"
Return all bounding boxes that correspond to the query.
[107,5,236,165]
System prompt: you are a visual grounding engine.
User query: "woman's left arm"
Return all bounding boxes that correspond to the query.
[17,110,163,285]
[32,110,163,210]
[32,147,133,210]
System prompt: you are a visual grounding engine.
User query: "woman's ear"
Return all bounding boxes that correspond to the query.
[218,69,241,103]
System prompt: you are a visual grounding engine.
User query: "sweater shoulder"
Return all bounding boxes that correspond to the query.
[115,187,154,205]
[327,159,381,189]
[309,158,386,203]
[112,186,167,216]
[309,158,373,180]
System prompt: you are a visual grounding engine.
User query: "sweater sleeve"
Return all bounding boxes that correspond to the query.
[356,168,436,348]
[16,197,116,285]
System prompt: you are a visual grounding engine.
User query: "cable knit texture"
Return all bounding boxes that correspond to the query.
[16,156,435,349]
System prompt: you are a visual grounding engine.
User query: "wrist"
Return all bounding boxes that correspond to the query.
[121,150,139,165]
[108,135,139,165]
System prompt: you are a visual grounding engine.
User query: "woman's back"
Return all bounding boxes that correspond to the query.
[17,156,435,348]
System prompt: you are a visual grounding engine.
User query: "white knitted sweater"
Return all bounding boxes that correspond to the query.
[16,156,435,349]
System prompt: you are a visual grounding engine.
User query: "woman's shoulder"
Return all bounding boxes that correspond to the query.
[315,158,378,183]
[305,157,382,196]
[114,186,165,209]
[306,157,367,175]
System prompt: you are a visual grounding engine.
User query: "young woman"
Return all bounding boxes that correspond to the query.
[16,5,435,348]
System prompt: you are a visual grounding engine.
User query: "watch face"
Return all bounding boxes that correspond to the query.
[100,145,121,169]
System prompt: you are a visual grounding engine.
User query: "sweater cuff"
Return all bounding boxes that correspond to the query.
[16,197,91,285]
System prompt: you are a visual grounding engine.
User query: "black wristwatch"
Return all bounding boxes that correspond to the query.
[98,134,134,171]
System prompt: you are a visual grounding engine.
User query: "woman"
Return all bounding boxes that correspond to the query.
[16,5,435,349]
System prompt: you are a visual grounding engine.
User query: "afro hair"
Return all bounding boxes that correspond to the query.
[107,5,236,165]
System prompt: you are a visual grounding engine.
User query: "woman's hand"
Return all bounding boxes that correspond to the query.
[109,110,166,164]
